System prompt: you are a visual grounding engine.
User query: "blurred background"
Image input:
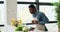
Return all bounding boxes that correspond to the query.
[0,0,59,32]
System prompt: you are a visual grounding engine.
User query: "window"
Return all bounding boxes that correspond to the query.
[17,4,57,22]
[0,4,5,24]
[39,6,57,21]
[39,0,59,3]
[17,4,35,23]
[0,0,4,1]
[17,0,35,2]
[17,0,58,22]
[17,0,58,31]
[45,23,58,32]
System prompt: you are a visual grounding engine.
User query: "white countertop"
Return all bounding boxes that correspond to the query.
[0,23,58,32]
[6,25,44,32]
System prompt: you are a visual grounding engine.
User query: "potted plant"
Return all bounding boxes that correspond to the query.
[15,26,23,32]
[53,1,60,32]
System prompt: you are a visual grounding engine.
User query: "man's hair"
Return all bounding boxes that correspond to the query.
[29,4,36,9]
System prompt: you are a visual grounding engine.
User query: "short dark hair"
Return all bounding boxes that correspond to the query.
[29,4,36,9]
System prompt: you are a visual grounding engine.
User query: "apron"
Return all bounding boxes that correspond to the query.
[36,24,45,31]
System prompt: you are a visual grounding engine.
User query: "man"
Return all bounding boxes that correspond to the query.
[28,4,49,31]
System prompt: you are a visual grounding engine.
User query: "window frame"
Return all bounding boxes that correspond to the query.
[0,0,57,23]
[17,0,57,23]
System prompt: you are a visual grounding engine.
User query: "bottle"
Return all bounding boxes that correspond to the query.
[15,21,19,27]
[11,18,16,26]
[19,19,22,25]
[23,27,29,32]
[15,19,23,31]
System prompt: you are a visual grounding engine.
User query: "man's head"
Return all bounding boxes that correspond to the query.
[29,4,37,14]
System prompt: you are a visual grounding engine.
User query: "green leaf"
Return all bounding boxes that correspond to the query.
[15,26,23,31]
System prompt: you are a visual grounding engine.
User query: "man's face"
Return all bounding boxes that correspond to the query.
[29,8,36,14]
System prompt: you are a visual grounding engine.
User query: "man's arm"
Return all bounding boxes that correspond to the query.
[38,13,49,25]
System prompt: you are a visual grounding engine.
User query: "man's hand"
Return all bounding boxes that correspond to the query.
[32,20,38,24]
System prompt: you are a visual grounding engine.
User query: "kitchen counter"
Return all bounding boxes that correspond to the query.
[5,23,58,32]
[6,25,45,32]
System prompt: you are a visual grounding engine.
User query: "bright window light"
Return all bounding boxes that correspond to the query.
[39,6,57,21]
[0,0,4,1]
[0,4,5,24]
[17,4,57,23]
[17,0,35,2]
[17,4,34,23]
[39,0,59,3]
